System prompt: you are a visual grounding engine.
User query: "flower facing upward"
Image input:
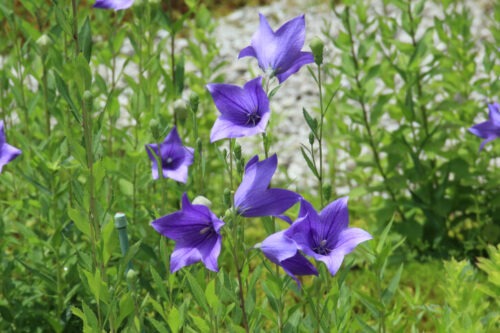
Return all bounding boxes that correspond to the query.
[93,0,134,10]
[0,121,21,173]
[285,198,372,276]
[145,126,194,183]
[151,193,224,273]
[469,102,500,151]
[234,154,301,220]
[238,14,314,83]
[207,77,270,142]
[260,230,318,285]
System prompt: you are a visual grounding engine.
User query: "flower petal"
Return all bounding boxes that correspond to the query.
[488,102,500,125]
[170,244,203,273]
[315,251,345,276]
[261,230,298,263]
[280,252,318,283]
[319,197,349,241]
[275,51,314,83]
[235,154,277,203]
[0,143,21,173]
[236,188,300,217]
[207,82,258,118]
[334,227,372,256]
[238,45,257,59]
[93,0,134,10]
[145,144,160,179]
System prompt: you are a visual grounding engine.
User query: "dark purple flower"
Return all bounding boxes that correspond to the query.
[151,193,224,273]
[93,0,134,10]
[234,154,300,220]
[0,121,21,173]
[260,230,318,285]
[238,14,314,83]
[145,126,194,183]
[469,102,500,151]
[285,198,372,276]
[207,77,270,142]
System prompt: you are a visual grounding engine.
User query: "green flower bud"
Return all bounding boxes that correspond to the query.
[309,36,324,66]
[126,269,139,284]
[234,144,242,161]
[223,188,231,208]
[174,99,188,125]
[322,183,332,203]
[189,93,199,114]
[36,34,51,54]
[149,119,161,142]
[309,132,315,146]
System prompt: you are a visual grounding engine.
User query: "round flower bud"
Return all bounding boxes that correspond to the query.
[126,269,139,284]
[223,188,231,208]
[174,100,188,125]
[36,34,51,54]
[309,36,324,66]
[309,132,315,146]
[189,93,199,114]
[192,195,212,208]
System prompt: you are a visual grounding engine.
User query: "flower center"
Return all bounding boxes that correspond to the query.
[246,110,261,126]
[313,239,331,255]
[199,226,214,235]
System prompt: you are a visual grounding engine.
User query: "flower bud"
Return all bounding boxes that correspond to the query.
[149,119,161,142]
[189,93,199,114]
[196,138,203,153]
[234,144,242,161]
[36,34,51,54]
[223,188,231,208]
[126,269,139,284]
[83,90,93,112]
[309,132,315,146]
[192,195,212,208]
[309,36,324,66]
[322,183,332,203]
[174,100,188,125]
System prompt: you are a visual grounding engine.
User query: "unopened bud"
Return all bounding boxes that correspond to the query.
[192,195,212,208]
[149,119,161,142]
[309,37,324,66]
[234,144,242,160]
[322,183,332,203]
[174,99,188,125]
[223,188,231,208]
[309,132,315,146]
[126,269,139,284]
[36,34,51,53]
[189,93,199,114]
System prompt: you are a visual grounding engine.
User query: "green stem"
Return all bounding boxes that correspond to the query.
[317,64,325,208]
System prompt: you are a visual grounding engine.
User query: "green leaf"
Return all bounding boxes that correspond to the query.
[302,108,318,136]
[68,206,90,237]
[185,271,209,312]
[167,307,182,333]
[205,278,217,308]
[300,146,319,179]
[79,16,92,63]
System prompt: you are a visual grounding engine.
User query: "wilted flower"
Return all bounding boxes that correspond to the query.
[207,77,270,142]
[145,126,194,183]
[260,230,318,285]
[151,193,224,273]
[93,0,134,10]
[0,121,21,173]
[285,198,372,276]
[469,102,500,151]
[238,14,314,83]
[234,154,300,220]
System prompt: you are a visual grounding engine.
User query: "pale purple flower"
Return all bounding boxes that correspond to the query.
[235,154,300,220]
[260,230,318,285]
[207,77,270,142]
[469,102,500,151]
[238,14,314,83]
[93,0,134,10]
[0,121,21,173]
[145,126,194,183]
[151,193,224,273]
[285,198,372,276]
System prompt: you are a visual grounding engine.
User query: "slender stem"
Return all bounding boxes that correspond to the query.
[71,0,79,56]
[317,64,325,208]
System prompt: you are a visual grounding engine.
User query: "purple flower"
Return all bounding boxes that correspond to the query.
[0,121,21,173]
[469,102,500,151]
[93,0,134,10]
[151,193,224,273]
[145,126,194,183]
[235,154,300,220]
[238,14,314,83]
[260,230,318,285]
[207,77,270,143]
[285,198,372,276]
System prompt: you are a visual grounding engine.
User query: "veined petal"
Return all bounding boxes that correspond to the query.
[261,230,298,263]
[236,188,300,217]
[469,121,498,139]
[488,102,500,126]
[93,0,134,10]
[0,143,21,173]
[315,251,345,276]
[280,252,318,284]
[207,82,258,117]
[199,233,221,272]
[334,227,372,256]
[250,14,279,70]
[164,126,182,145]
[234,154,278,203]
[210,114,269,142]
[319,197,349,241]
[238,45,257,59]
[170,244,203,273]
[275,51,314,83]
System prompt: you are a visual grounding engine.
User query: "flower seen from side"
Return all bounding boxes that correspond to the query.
[285,198,372,276]
[238,14,314,83]
[0,121,21,173]
[145,126,194,183]
[151,193,224,273]
[469,102,500,151]
[234,154,301,220]
[93,0,134,10]
[207,77,270,142]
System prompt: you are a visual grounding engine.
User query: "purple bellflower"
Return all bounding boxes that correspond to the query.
[145,126,194,183]
[0,121,21,173]
[285,198,372,276]
[238,14,314,83]
[207,77,270,142]
[93,0,134,10]
[234,154,301,220]
[151,193,224,273]
[260,230,318,285]
[469,102,500,151]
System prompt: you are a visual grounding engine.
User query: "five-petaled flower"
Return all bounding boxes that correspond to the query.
[93,0,134,10]
[151,193,225,273]
[207,77,270,142]
[239,14,314,83]
[469,102,500,151]
[284,198,372,276]
[0,121,21,173]
[260,230,318,285]
[235,154,301,221]
[145,126,194,183]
